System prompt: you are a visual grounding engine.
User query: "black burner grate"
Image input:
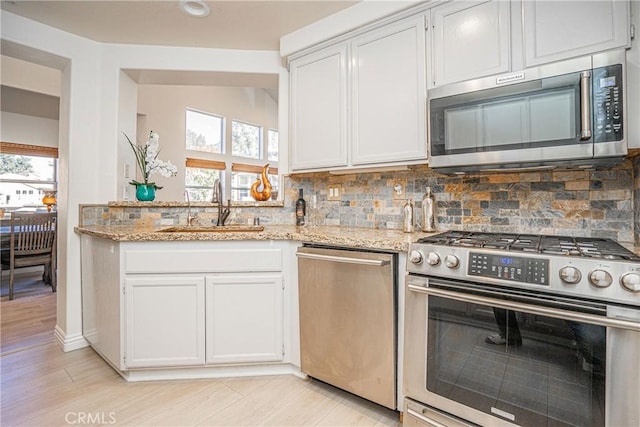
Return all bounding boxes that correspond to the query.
[417,231,640,261]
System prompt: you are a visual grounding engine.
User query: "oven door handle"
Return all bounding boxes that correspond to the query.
[408,284,640,332]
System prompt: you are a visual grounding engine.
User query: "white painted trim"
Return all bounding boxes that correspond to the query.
[54,325,89,352]
[280,0,424,57]
[120,362,302,382]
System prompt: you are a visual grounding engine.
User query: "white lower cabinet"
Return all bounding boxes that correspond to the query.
[125,275,206,368]
[124,273,285,369]
[81,238,295,377]
[205,274,284,364]
[120,242,288,371]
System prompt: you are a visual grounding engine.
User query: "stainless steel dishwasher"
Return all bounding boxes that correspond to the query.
[296,245,397,409]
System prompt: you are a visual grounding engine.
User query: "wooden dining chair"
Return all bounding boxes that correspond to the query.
[0,212,57,300]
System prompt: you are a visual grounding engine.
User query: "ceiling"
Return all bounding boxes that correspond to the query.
[0,1,362,118]
[0,0,360,51]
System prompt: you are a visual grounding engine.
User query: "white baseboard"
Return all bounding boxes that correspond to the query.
[120,363,301,382]
[54,325,89,352]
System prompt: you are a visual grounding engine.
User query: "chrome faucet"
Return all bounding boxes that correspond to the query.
[212,179,227,226]
[185,190,197,226]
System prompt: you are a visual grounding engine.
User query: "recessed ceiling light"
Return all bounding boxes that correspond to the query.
[179,0,210,18]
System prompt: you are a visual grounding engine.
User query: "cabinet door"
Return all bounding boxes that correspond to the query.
[351,15,427,165]
[432,0,510,86]
[125,275,205,368]
[523,0,630,67]
[205,274,283,364]
[289,45,348,171]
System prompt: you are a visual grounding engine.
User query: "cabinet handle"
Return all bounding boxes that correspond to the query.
[579,70,592,140]
[296,252,390,266]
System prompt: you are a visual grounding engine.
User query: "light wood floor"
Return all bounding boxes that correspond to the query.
[1,271,57,355]
[1,274,402,427]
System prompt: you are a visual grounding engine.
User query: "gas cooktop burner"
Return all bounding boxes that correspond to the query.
[410,231,640,306]
[417,231,640,262]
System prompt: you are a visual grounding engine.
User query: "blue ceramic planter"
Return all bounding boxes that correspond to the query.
[135,184,156,202]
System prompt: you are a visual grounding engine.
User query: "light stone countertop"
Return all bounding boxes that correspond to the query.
[74,224,439,252]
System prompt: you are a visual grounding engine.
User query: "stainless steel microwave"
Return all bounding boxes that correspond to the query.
[428,50,626,174]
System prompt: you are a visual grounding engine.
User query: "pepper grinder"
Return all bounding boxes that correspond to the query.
[403,199,414,233]
[422,187,436,232]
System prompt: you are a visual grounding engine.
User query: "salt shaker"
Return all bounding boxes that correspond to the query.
[422,187,436,232]
[403,199,414,233]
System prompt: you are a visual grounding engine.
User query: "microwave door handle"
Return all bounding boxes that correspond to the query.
[580,70,592,140]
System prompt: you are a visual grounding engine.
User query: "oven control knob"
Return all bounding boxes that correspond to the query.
[426,252,441,266]
[589,269,613,288]
[621,272,640,292]
[409,250,423,265]
[444,254,460,269]
[559,266,582,284]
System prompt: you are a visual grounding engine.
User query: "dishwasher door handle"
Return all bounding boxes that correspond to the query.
[296,252,390,266]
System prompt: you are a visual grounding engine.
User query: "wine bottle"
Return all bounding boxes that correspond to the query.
[295,189,306,226]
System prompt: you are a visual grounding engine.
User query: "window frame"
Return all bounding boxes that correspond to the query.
[185,108,225,155]
[184,109,279,203]
[0,142,58,211]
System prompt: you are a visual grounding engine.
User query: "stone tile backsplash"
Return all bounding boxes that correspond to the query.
[289,161,634,247]
[82,159,636,248]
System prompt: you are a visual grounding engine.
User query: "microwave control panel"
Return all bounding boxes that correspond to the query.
[593,64,623,142]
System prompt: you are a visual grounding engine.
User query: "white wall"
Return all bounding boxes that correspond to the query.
[136,85,278,201]
[0,111,59,146]
[1,10,286,353]
[100,43,285,201]
[118,71,139,202]
[2,11,102,352]
[0,54,61,96]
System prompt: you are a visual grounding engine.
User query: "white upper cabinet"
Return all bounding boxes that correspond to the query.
[523,0,630,67]
[431,0,511,87]
[289,15,428,172]
[289,45,348,170]
[429,0,630,87]
[351,16,427,165]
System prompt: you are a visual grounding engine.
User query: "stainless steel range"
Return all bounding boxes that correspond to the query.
[403,231,640,427]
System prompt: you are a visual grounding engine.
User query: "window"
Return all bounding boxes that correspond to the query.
[232,120,261,159]
[230,164,279,202]
[268,129,279,162]
[184,158,225,202]
[185,109,279,202]
[186,109,224,154]
[0,142,58,211]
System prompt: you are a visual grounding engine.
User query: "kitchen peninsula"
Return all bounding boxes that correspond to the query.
[76,215,425,384]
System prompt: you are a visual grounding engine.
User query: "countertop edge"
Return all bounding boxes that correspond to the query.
[74,225,435,252]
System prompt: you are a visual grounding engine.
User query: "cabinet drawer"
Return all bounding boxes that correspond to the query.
[124,248,282,274]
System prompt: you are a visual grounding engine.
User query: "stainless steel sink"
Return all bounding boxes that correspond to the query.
[158,225,264,233]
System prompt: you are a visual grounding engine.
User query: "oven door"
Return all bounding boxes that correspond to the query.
[403,276,640,427]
